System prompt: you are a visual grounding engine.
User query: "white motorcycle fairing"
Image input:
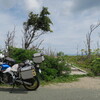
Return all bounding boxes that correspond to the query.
[2,64,19,79]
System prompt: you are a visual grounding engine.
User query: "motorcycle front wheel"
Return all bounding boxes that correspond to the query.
[23,76,40,91]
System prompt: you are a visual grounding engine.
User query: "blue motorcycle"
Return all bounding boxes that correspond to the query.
[0,53,44,91]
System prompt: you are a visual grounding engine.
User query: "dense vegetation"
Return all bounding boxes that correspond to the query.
[7,47,100,82]
[40,55,71,81]
[8,47,37,63]
[1,47,99,84]
[7,47,71,82]
[65,55,100,76]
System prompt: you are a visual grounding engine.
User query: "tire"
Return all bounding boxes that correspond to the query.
[23,76,40,91]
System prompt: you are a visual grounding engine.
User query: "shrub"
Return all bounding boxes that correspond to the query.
[57,51,64,56]
[91,58,100,75]
[8,47,71,81]
[40,55,71,81]
[9,47,37,63]
[41,67,58,81]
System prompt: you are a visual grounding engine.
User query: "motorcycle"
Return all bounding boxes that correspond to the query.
[0,53,44,91]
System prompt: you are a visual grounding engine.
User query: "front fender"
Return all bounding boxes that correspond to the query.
[3,67,14,78]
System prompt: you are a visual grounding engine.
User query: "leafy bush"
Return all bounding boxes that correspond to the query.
[57,51,64,56]
[8,47,71,81]
[40,56,71,81]
[41,68,58,81]
[91,58,100,75]
[9,47,37,63]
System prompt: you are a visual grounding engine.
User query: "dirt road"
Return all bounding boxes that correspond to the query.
[44,77,100,89]
[0,77,100,100]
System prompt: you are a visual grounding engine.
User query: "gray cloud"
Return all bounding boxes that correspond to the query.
[0,0,16,9]
[72,0,100,12]
[0,0,100,54]
[41,0,100,54]
[62,0,100,16]
[0,0,42,12]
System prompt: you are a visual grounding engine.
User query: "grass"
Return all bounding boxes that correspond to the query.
[0,75,90,87]
[41,75,87,86]
[0,84,12,88]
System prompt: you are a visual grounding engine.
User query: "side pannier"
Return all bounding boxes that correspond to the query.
[20,66,35,80]
[33,53,44,64]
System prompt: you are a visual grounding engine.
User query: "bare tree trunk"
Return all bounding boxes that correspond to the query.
[86,33,91,58]
[76,45,79,56]
[5,27,15,56]
[84,41,88,55]
[96,41,100,56]
[86,22,100,58]
[22,23,45,50]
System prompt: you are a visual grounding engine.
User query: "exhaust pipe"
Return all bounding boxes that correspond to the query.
[16,80,32,85]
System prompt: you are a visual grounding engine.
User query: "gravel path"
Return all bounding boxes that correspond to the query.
[43,77,100,89]
[0,77,100,100]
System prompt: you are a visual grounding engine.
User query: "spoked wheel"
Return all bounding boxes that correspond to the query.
[23,76,40,91]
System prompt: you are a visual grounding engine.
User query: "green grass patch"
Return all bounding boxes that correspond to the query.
[41,75,86,86]
[0,84,12,88]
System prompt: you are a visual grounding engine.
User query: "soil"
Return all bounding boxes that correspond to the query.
[43,77,100,89]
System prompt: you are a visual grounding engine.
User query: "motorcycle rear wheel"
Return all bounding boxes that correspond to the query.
[23,76,40,91]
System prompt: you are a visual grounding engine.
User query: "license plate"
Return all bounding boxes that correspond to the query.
[32,69,36,76]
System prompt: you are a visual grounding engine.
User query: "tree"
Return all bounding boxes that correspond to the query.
[81,49,85,56]
[57,51,64,57]
[86,22,100,58]
[5,27,15,56]
[76,44,79,56]
[22,7,53,49]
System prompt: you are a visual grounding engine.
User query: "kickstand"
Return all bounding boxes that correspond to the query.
[10,80,15,93]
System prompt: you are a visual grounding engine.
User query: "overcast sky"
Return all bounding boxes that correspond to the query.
[0,0,100,55]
